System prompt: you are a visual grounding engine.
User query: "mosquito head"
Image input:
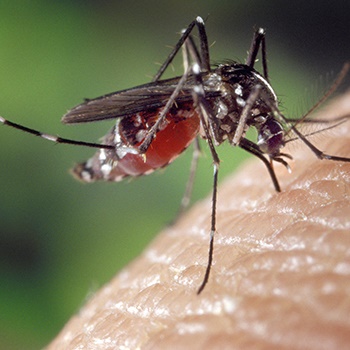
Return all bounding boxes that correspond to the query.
[257,117,285,157]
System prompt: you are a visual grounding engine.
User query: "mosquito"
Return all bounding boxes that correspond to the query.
[1,17,349,294]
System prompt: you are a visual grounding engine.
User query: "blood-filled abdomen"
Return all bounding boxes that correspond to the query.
[73,103,200,182]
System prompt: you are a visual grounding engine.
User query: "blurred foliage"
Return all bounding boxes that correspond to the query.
[0,1,348,348]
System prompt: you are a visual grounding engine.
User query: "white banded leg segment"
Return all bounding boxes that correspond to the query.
[0,115,114,149]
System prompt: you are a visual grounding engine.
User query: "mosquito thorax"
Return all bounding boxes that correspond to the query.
[215,63,277,106]
[206,63,279,146]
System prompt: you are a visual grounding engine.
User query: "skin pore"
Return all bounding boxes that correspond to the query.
[48,92,350,349]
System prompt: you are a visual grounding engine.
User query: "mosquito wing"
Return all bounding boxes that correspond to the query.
[62,75,219,124]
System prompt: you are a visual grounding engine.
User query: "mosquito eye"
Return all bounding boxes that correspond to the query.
[257,119,284,155]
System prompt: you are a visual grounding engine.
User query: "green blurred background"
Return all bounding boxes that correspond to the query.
[0,1,348,348]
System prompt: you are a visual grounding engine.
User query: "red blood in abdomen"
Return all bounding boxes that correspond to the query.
[110,110,200,178]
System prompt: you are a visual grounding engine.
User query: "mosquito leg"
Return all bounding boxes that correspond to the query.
[153,16,210,82]
[286,115,350,124]
[190,63,221,294]
[239,138,282,192]
[177,137,201,216]
[0,116,114,150]
[171,28,204,220]
[181,34,191,73]
[284,116,350,144]
[290,124,350,162]
[140,18,210,154]
[231,84,262,146]
[246,27,269,81]
[196,123,219,294]
[182,33,201,72]
[138,67,192,154]
[173,29,206,213]
[167,29,203,218]
[175,19,213,214]
[194,16,210,71]
[153,21,195,81]
[197,160,218,295]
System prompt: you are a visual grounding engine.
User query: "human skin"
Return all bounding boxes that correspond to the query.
[48,92,350,349]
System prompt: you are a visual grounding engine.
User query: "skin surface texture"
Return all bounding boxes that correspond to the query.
[48,92,350,350]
